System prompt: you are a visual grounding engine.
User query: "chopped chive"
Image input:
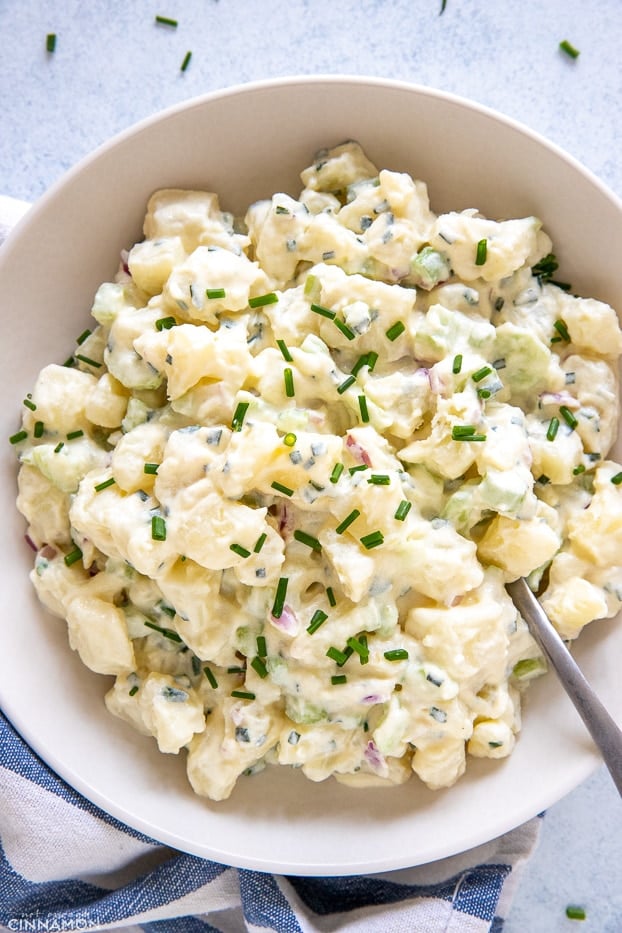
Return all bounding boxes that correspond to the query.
[249,292,278,308]
[54,441,64,453]
[351,352,376,376]
[227,666,246,674]
[155,14,178,26]
[180,50,192,72]
[537,474,551,485]
[230,542,251,558]
[337,375,356,394]
[452,354,463,375]
[326,586,336,607]
[346,635,369,662]
[94,476,116,492]
[559,405,578,430]
[75,328,91,345]
[256,635,267,657]
[451,424,476,439]
[573,464,586,475]
[546,417,560,442]
[66,429,84,440]
[151,515,167,541]
[271,480,294,497]
[475,238,488,265]
[276,338,293,361]
[358,394,370,423]
[477,388,492,400]
[326,646,349,665]
[33,421,44,438]
[293,529,322,552]
[283,367,295,398]
[144,462,159,475]
[158,601,176,618]
[472,365,493,383]
[394,499,412,521]
[553,318,570,341]
[253,532,267,553]
[349,464,368,475]
[206,287,226,299]
[204,666,218,689]
[23,398,37,411]
[231,400,249,432]
[64,546,83,567]
[330,462,344,483]
[384,648,409,661]
[46,33,57,53]
[559,40,580,59]
[367,473,390,485]
[231,690,256,700]
[360,530,384,550]
[310,302,336,319]
[336,509,360,534]
[307,609,328,634]
[144,620,182,642]
[331,674,347,685]
[283,432,297,447]
[333,317,356,341]
[156,316,177,330]
[385,320,405,341]
[9,430,28,445]
[129,685,139,697]
[63,356,75,367]
[453,432,486,442]
[251,656,268,679]
[565,905,586,920]
[75,354,102,368]
[611,472,622,485]
[271,576,288,618]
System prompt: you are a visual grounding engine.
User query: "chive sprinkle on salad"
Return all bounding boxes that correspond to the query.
[475,238,488,265]
[249,292,278,308]
[271,576,288,619]
[151,515,167,541]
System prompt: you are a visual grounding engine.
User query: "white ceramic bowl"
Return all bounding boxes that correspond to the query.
[1,76,621,875]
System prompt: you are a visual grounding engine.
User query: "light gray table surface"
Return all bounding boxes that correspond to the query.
[1,1,621,929]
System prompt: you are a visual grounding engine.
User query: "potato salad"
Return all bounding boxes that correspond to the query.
[11,142,622,801]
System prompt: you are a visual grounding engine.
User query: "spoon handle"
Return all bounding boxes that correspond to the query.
[506,577,622,797]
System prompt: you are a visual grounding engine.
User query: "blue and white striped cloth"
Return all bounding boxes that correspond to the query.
[0,199,540,932]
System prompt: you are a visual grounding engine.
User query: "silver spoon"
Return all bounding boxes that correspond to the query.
[506,577,622,796]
